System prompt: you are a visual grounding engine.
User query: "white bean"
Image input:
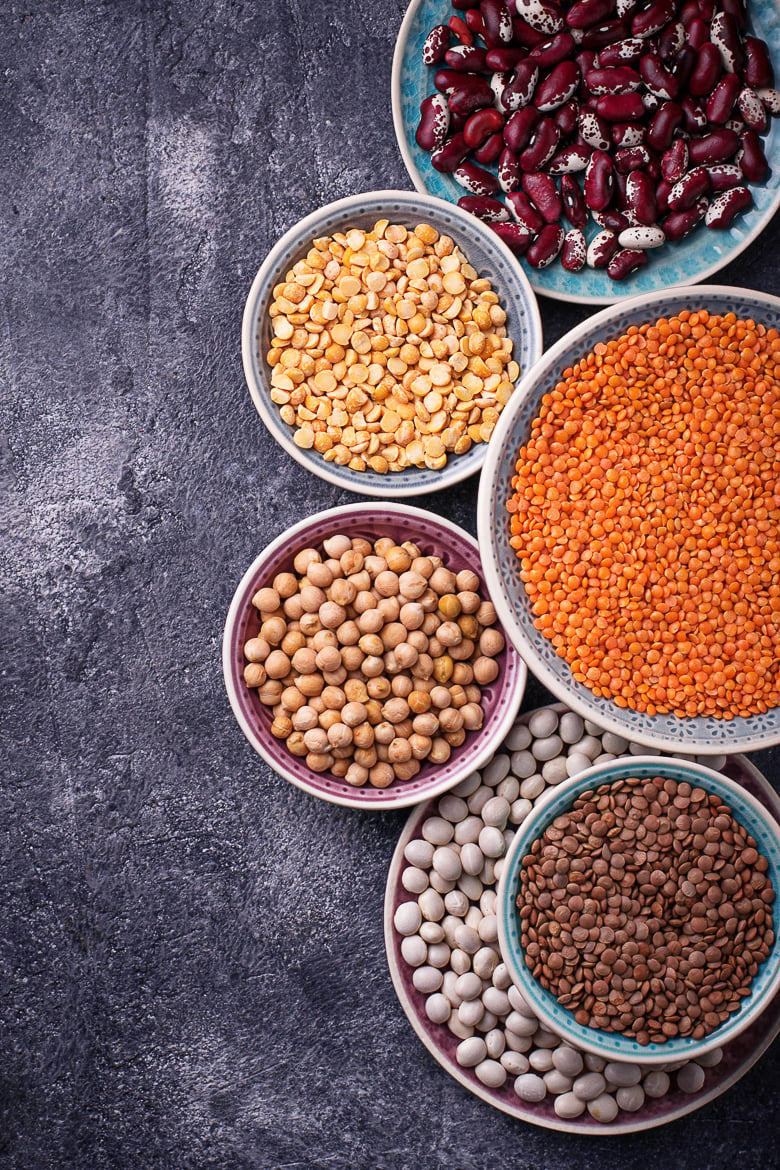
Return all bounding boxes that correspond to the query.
[467,785,493,815]
[542,756,569,785]
[508,985,535,1017]
[422,816,454,845]
[456,1036,487,1067]
[528,1048,554,1073]
[677,1063,706,1094]
[510,750,536,778]
[514,1073,547,1103]
[584,719,603,735]
[532,734,563,761]
[400,935,428,967]
[432,846,462,882]
[458,998,485,1027]
[696,1048,723,1069]
[588,1093,618,1123]
[492,960,511,988]
[482,986,511,1016]
[604,1061,641,1087]
[437,794,469,822]
[450,948,471,975]
[496,775,520,802]
[509,797,533,825]
[460,842,484,875]
[427,942,451,969]
[478,914,498,944]
[504,722,532,751]
[479,858,496,885]
[592,752,616,765]
[554,1091,585,1119]
[481,795,510,828]
[455,972,483,1001]
[601,731,628,754]
[584,1053,606,1072]
[485,1028,506,1059]
[642,1070,670,1098]
[552,1046,583,1077]
[448,1015,474,1040]
[519,774,545,800]
[572,1071,606,1101]
[425,992,451,1024]
[574,734,602,759]
[394,901,422,936]
[446,888,472,915]
[474,947,500,980]
[412,965,443,994]
[420,921,444,944]
[404,839,434,868]
[616,1084,645,1112]
[401,866,429,894]
[559,711,585,744]
[478,826,506,858]
[501,1051,530,1075]
[418,888,445,921]
[479,889,497,916]
[532,1028,559,1049]
[454,924,481,954]
[464,905,483,931]
[477,1009,498,1033]
[441,970,462,1007]
[475,1060,507,1088]
[483,753,511,787]
[454,815,484,845]
[505,1030,533,1053]
[441,915,462,946]
[429,871,455,895]
[566,752,592,778]
[505,1011,538,1036]
[450,771,482,798]
[528,708,559,738]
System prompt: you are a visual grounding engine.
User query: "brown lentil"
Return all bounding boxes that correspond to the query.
[517,776,776,1044]
[507,311,780,720]
[266,221,520,474]
[243,533,506,787]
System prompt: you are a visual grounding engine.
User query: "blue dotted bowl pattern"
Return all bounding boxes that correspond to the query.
[498,756,780,1065]
[242,190,542,498]
[478,285,780,754]
[393,0,780,305]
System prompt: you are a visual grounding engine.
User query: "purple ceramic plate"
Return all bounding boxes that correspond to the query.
[384,704,780,1133]
[223,503,527,810]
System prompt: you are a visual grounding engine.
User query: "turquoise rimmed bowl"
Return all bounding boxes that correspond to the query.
[497,755,780,1067]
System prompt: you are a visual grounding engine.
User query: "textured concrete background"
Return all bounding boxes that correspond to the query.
[2,1,780,1167]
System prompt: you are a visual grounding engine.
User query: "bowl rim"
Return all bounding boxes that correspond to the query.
[477,283,780,754]
[240,188,543,499]
[497,754,780,1066]
[222,501,528,810]
[391,0,780,306]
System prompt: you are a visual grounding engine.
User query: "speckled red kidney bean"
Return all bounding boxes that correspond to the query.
[454,160,501,195]
[506,189,545,233]
[416,94,450,151]
[612,121,645,146]
[596,92,645,121]
[698,0,717,19]
[655,177,671,215]
[739,130,769,182]
[535,60,581,110]
[758,87,780,115]
[504,105,540,152]
[449,82,495,117]
[672,45,697,90]
[482,0,515,45]
[448,14,474,44]
[512,14,549,48]
[502,60,540,110]
[561,227,587,270]
[423,25,450,66]
[485,46,527,71]
[529,31,577,67]
[560,173,589,226]
[705,185,752,227]
[585,66,642,95]
[721,0,746,28]
[710,12,744,74]
[663,196,708,240]
[526,222,565,267]
[586,227,619,266]
[680,94,708,133]
[578,109,611,149]
[584,148,614,210]
[515,0,566,37]
[457,194,510,223]
[474,131,506,164]
[566,0,614,28]
[597,37,644,67]
[661,138,689,182]
[498,146,523,191]
[688,43,722,96]
[490,220,533,254]
[522,171,563,221]
[646,100,683,151]
[445,45,489,73]
[464,6,487,38]
[738,88,769,132]
[744,36,775,89]
[581,20,631,50]
[607,247,648,280]
[431,132,471,172]
[490,69,511,112]
[687,128,740,165]
[706,73,741,124]
[684,17,710,51]
[658,20,685,60]
[631,0,675,38]
[552,98,579,136]
[625,169,657,223]
[594,206,630,232]
[640,52,678,99]
[706,163,742,190]
[614,144,651,172]
[520,117,561,169]
[548,141,592,172]
[668,166,711,211]
[678,0,700,25]
[434,68,486,94]
[464,106,505,148]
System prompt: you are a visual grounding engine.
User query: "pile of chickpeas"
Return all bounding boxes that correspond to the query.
[242,532,506,788]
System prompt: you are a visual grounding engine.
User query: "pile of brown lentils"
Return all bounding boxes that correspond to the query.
[508,310,780,720]
[243,533,505,787]
[518,775,776,1045]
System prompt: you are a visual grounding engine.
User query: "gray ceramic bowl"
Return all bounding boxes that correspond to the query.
[242,189,542,498]
[478,285,780,755]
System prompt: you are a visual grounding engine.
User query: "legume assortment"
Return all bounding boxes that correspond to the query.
[392,703,729,1123]
[243,532,505,787]
[519,775,776,1044]
[414,0,780,278]
[508,310,780,719]
[266,221,519,473]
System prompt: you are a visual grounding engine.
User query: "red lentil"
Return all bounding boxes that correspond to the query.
[507,311,780,719]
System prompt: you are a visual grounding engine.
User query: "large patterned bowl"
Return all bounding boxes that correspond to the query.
[242,189,541,497]
[477,285,780,755]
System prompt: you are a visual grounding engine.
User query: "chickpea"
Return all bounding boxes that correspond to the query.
[479,628,505,657]
[428,637,444,659]
[303,727,329,753]
[413,653,434,680]
[265,650,291,679]
[252,586,281,613]
[323,667,347,686]
[292,647,317,674]
[444,729,466,747]
[330,578,357,607]
[452,663,473,686]
[336,620,360,646]
[352,538,372,557]
[357,609,384,634]
[330,757,350,774]
[438,593,461,620]
[411,556,434,579]
[407,628,429,653]
[374,721,396,746]
[473,655,499,685]
[419,588,440,613]
[439,706,464,733]
[327,722,353,749]
[323,534,352,558]
[388,737,413,764]
[362,654,385,678]
[315,645,342,673]
[409,689,431,714]
[272,572,298,599]
[308,696,325,714]
[456,569,480,593]
[382,697,410,724]
[353,590,377,614]
[319,601,347,629]
[354,747,378,768]
[312,629,338,651]
[280,687,306,713]
[399,602,425,630]
[369,762,395,789]
[375,570,400,598]
[458,615,479,641]
[281,629,307,657]
[432,655,454,683]
[244,637,270,663]
[409,733,432,760]
[449,639,475,663]
[292,705,319,731]
[394,759,421,781]
[286,731,307,757]
[261,616,287,646]
[271,715,293,739]
[299,613,322,637]
[430,566,457,595]
[429,737,452,764]
[307,561,333,589]
[377,596,400,623]
[283,595,304,621]
[413,712,439,737]
[300,584,326,613]
[321,685,345,710]
[476,601,498,626]
[390,674,414,699]
[319,709,342,732]
[364,699,384,724]
[359,632,384,657]
[367,678,391,701]
[294,548,321,575]
[340,549,364,575]
[340,646,365,672]
[422,612,440,636]
[465,685,481,704]
[243,663,266,688]
[343,680,368,705]
[347,569,371,593]
[296,672,324,698]
[458,590,481,615]
[352,722,376,749]
[364,555,388,577]
[345,762,368,787]
[306,751,332,773]
[385,546,412,573]
[398,571,427,599]
[382,622,407,651]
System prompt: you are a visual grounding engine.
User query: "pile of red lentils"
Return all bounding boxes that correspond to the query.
[507,310,780,719]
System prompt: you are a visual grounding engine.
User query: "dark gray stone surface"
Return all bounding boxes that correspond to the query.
[2,1,779,1167]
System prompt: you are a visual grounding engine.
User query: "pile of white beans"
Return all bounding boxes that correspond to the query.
[393,704,728,1124]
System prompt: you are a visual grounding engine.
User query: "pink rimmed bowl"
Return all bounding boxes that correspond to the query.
[222,502,527,809]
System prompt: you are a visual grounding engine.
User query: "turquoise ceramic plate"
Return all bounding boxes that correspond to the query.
[392,0,780,304]
[497,755,780,1066]
[478,284,780,755]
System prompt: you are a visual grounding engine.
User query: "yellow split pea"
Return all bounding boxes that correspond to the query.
[265,220,519,474]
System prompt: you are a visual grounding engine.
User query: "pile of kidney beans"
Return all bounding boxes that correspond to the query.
[415,0,780,278]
